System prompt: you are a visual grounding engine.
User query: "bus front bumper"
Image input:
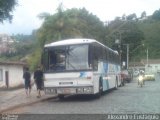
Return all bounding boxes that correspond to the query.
[44,86,93,95]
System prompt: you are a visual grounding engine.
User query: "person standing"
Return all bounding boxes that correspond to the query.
[34,66,44,98]
[23,67,31,97]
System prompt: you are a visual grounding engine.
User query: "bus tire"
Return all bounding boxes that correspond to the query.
[121,78,125,86]
[115,78,118,90]
[95,78,103,98]
[58,94,65,100]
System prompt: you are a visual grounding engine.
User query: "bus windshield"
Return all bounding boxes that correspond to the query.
[43,44,91,72]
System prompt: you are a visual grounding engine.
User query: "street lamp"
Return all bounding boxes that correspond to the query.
[115,38,122,67]
[123,44,129,69]
[115,31,122,67]
[114,31,130,69]
[115,40,129,69]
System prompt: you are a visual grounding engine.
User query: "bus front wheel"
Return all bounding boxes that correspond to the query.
[58,94,65,100]
[115,79,118,90]
[96,79,103,98]
[121,78,125,86]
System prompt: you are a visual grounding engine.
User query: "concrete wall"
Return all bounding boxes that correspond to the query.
[0,64,24,88]
[145,64,160,73]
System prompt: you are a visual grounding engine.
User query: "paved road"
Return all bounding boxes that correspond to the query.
[6,75,160,115]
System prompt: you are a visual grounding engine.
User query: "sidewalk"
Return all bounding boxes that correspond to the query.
[0,87,56,113]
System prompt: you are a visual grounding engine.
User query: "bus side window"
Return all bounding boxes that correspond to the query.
[88,44,93,69]
[93,44,99,70]
[49,51,56,70]
[93,59,98,70]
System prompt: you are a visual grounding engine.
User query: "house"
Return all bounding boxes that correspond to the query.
[129,59,160,74]
[141,59,160,73]
[0,61,27,88]
[129,62,145,71]
[0,33,16,54]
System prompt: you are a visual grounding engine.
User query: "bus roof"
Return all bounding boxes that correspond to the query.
[44,38,118,54]
[44,38,96,47]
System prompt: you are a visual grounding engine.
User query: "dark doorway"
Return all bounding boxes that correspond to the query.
[5,71,9,88]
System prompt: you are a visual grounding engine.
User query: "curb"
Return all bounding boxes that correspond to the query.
[0,95,57,114]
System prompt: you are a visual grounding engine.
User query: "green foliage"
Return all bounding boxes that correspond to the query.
[140,11,147,19]
[11,34,35,42]
[0,0,17,23]
[37,8,105,47]
[138,19,160,59]
[2,7,160,70]
[126,13,137,21]
[106,19,144,62]
[27,48,42,71]
[1,32,42,71]
[28,7,106,71]
[105,9,160,62]
[152,9,160,20]
[0,34,36,62]
[37,12,50,20]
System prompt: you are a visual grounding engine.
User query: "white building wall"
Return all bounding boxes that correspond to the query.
[145,64,160,73]
[0,65,6,87]
[8,65,24,87]
[0,64,24,88]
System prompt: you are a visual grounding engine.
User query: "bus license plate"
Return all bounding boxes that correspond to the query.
[57,88,76,94]
[45,88,56,94]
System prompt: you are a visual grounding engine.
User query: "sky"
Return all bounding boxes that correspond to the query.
[0,0,160,35]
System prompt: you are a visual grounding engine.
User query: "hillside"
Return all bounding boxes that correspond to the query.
[1,8,160,70]
[137,18,160,59]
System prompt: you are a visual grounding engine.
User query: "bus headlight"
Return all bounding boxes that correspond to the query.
[77,88,83,93]
[77,87,93,93]
[83,87,93,93]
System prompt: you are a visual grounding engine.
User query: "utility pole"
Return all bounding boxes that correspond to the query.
[126,44,129,69]
[147,48,148,66]
[123,44,129,69]
[115,31,122,68]
[145,48,149,73]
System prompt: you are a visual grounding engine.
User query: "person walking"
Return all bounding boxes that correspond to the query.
[34,66,44,98]
[23,67,31,97]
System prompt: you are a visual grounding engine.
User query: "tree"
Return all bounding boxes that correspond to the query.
[0,0,17,23]
[122,14,126,21]
[106,19,144,62]
[138,19,160,59]
[37,12,50,20]
[152,9,160,20]
[29,7,106,70]
[126,13,137,21]
[0,33,36,61]
[141,11,147,19]
[37,7,105,47]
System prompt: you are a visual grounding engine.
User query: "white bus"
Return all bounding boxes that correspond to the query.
[42,38,121,99]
